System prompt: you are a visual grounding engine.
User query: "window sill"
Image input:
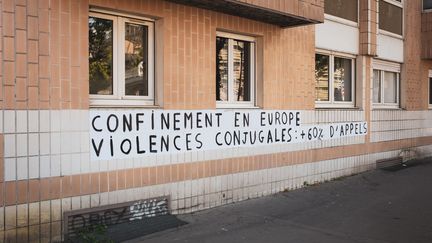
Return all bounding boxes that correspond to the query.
[90,99,157,108]
[315,102,357,110]
[324,14,359,28]
[216,104,261,110]
[372,105,401,110]
[378,29,404,40]
[89,105,162,110]
[315,106,360,111]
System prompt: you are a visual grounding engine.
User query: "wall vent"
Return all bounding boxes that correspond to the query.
[376,156,403,169]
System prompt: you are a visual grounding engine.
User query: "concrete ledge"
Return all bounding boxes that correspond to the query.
[166,0,323,27]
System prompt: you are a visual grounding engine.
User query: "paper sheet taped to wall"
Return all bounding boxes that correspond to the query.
[89,110,367,161]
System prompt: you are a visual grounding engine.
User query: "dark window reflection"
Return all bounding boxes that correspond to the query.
[425,0,432,10]
[334,57,352,102]
[315,54,330,101]
[429,78,432,105]
[125,23,148,96]
[233,40,250,101]
[373,69,381,103]
[216,37,229,101]
[383,71,397,104]
[324,0,358,22]
[379,1,403,35]
[89,17,113,95]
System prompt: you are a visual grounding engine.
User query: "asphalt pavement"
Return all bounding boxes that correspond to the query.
[127,159,432,243]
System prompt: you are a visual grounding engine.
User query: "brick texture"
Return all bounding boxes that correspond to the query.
[359,0,378,56]
[403,0,431,110]
[0,1,432,242]
[85,0,317,109]
[0,0,89,111]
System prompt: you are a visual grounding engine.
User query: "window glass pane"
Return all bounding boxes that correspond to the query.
[89,17,113,95]
[125,23,148,96]
[373,70,381,103]
[233,40,251,102]
[383,71,398,103]
[424,0,432,10]
[333,57,352,102]
[324,0,358,22]
[379,1,403,35]
[216,37,229,101]
[429,78,432,104]
[315,54,330,101]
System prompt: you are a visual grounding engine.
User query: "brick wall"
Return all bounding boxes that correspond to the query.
[86,0,317,109]
[403,0,432,110]
[0,0,432,242]
[1,0,89,111]
[359,0,378,56]
[1,0,319,109]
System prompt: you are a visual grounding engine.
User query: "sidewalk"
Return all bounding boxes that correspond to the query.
[127,159,432,243]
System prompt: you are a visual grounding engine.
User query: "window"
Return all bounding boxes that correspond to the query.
[379,0,403,36]
[372,61,400,108]
[216,32,255,108]
[89,11,154,106]
[324,0,358,22]
[424,0,432,11]
[315,53,355,107]
[429,71,432,108]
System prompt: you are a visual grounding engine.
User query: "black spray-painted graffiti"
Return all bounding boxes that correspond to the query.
[68,207,128,232]
[64,197,169,236]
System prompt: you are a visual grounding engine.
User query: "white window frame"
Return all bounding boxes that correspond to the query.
[216,31,256,109]
[89,10,155,107]
[315,50,356,109]
[429,70,432,109]
[378,0,404,39]
[372,59,401,109]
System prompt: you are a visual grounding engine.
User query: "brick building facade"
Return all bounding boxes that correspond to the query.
[0,0,432,241]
